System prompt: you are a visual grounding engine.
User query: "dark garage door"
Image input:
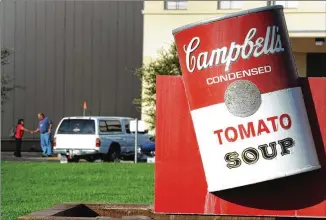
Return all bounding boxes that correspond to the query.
[307,53,326,77]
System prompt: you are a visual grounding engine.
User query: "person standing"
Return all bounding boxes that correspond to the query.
[32,113,53,157]
[14,119,32,157]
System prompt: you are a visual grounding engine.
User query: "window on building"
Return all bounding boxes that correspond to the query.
[218,1,243,9]
[164,0,188,10]
[307,53,326,77]
[270,1,299,8]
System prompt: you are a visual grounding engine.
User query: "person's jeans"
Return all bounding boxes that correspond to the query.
[40,133,52,156]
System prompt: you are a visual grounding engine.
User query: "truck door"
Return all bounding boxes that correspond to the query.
[99,119,127,148]
[123,119,135,147]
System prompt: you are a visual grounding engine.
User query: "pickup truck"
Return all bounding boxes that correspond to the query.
[53,116,154,162]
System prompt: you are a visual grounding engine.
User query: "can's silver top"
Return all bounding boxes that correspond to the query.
[172,5,284,35]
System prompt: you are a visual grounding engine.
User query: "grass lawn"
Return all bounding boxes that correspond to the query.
[1,161,154,220]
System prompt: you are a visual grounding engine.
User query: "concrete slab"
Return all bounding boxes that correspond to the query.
[19,203,280,220]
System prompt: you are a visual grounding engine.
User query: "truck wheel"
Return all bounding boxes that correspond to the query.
[68,156,80,163]
[107,144,121,163]
[85,156,96,162]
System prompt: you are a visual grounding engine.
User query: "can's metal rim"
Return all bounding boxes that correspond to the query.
[172,5,284,35]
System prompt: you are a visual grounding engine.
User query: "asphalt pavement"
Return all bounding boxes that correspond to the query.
[1,152,135,163]
[1,152,60,162]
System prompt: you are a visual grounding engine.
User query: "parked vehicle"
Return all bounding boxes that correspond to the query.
[53,116,154,162]
[138,141,155,162]
[140,136,155,157]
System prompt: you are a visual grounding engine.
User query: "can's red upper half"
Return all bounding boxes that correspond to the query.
[173,9,298,110]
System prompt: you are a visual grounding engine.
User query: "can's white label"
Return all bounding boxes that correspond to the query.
[191,87,321,192]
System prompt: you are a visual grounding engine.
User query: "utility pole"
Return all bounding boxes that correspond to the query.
[134,118,138,164]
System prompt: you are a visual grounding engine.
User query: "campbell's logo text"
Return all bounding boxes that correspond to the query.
[183,25,285,73]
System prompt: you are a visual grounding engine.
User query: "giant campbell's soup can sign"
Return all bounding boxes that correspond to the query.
[173,5,321,192]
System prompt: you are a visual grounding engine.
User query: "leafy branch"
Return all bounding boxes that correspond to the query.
[134,43,181,131]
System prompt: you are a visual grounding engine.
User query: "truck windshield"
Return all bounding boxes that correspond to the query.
[57,119,95,134]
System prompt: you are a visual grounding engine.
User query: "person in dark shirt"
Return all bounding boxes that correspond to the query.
[14,119,32,157]
[32,113,53,157]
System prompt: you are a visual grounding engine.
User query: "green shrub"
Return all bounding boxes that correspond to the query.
[134,43,181,131]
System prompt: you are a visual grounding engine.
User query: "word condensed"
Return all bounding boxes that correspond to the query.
[224,137,295,169]
[206,65,271,85]
[183,26,284,73]
[213,113,292,145]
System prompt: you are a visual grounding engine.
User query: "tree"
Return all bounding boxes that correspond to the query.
[1,48,14,106]
[134,43,181,132]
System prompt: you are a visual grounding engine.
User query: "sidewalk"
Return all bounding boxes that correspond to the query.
[1,152,60,162]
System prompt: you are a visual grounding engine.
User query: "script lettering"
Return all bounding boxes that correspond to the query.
[183,25,285,73]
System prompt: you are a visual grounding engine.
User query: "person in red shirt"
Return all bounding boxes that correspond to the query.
[14,119,32,157]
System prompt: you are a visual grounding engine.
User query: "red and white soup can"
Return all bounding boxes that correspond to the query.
[173,5,320,192]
